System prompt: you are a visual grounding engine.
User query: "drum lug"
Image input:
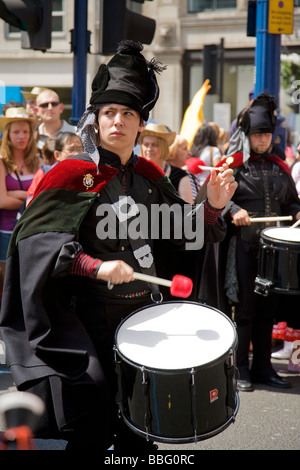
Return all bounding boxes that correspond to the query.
[140,366,151,441]
[113,346,123,408]
[225,359,238,411]
[189,368,198,442]
[254,276,273,296]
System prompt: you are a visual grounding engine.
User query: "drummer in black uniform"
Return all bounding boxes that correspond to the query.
[0,41,237,452]
[220,93,300,392]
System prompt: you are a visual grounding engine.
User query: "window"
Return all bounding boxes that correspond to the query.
[188,0,236,12]
[5,0,65,37]
[182,49,255,124]
[127,0,142,13]
[52,0,65,33]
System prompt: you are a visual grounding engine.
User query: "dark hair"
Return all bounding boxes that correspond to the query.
[55,132,81,151]
[190,124,218,157]
[42,137,56,164]
[42,132,82,164]
[1,100,23,115]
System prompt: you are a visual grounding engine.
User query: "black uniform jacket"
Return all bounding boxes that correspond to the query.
[0,149,227,431]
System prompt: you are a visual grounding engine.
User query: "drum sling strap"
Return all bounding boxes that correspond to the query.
[104,175,162,302]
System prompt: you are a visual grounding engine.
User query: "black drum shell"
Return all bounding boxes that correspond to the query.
[257,228,300,294]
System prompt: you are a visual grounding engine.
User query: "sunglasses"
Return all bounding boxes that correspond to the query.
[38,101,60,108]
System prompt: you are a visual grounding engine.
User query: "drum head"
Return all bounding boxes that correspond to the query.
[263,227,300,243]
[116,302,236,370]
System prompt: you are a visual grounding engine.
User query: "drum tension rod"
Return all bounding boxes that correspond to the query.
[141,366,151,441]
[189,368,198,442]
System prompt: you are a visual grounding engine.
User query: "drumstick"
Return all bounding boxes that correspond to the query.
[108,272,193,298]
[250,216,293,223]
[182,164,221,172]
[198,165,220,171]
[291,218,300,228]
[231,216,293,224]
[134,272,193,298]
[183,156,234,175]
[183,158,221,174]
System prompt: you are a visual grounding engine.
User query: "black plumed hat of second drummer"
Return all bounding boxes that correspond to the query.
[240,93,278,135]
[90,40,166,121]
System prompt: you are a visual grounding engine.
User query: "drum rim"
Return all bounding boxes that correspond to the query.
[260,227,300,245]
[114,300,237,373]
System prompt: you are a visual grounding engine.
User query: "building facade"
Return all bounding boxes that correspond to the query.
[0,0,300,136]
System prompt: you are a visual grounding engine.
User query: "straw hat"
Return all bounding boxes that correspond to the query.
[21,87,47,101]
[0,107,39,133]
[139,123,176,147]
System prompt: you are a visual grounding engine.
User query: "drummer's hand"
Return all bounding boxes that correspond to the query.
[232,208,251,226]
[206,164,237,210]
[96,260,135,284]
[296,211,300,220]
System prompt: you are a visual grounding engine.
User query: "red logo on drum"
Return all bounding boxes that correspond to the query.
[210,389,218,403]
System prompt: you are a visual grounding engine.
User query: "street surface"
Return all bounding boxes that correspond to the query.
[1,341,299,452]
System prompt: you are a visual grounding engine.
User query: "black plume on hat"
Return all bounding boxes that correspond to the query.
[90,41,166,121]
[240,93,278,135]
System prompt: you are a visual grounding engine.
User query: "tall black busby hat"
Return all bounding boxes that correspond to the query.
[89,41,165,121]
[240,93,278,136]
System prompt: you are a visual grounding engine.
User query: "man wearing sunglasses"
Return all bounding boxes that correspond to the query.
[35,89,76,150]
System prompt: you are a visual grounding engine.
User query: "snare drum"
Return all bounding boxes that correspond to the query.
[114,301,239,443]
[255,227,300,296]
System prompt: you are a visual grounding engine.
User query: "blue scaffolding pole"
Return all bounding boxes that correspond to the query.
[254,0,285,148]
[254,0,281,103]
[70,0,89,125]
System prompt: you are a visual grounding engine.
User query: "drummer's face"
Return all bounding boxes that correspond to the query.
[249,133,272,154]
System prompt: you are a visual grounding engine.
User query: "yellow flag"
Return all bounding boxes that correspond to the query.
[179,79,211,149]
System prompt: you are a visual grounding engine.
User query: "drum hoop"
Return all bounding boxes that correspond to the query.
[114,300,237,373]
[261,227,300,245]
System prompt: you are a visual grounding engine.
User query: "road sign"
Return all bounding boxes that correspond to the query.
[268,0,294,35]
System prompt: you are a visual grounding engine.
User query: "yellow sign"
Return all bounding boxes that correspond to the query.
[268,0,294,35]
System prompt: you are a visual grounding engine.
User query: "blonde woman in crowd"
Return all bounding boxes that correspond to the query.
[0,107,40,286]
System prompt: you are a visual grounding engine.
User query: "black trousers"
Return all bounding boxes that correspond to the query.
[234,237,278,380]
[28,296,158,452]
[71,295,156,452]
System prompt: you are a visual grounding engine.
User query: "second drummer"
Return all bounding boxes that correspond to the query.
[220,93,300,392]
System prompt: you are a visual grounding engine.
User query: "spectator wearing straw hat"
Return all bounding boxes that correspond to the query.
[139,123,194,203]
[0,106,40,290]
[21,87,48,116]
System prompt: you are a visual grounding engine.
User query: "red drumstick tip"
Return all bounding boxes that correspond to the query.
[170,275,193,298]
[186,158,207,175]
